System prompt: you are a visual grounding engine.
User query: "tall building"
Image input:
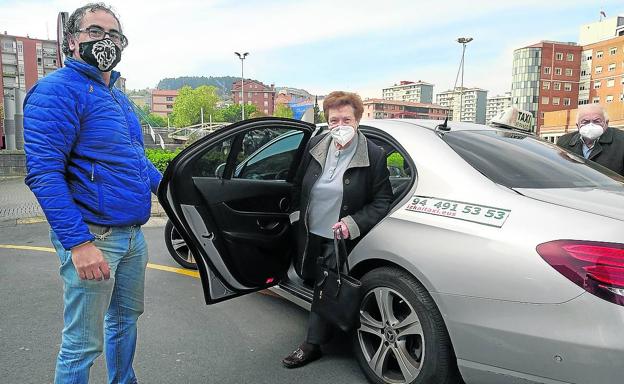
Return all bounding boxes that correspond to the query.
[435,87,487,124]
[382,81,434,104]
[151,90,178,119]
[585,36,624,105]
[541,35,624,142]
[231,79,276,116]
[362,99,450,120]
[511,41,582,134]
[1,33,59,149]
[486,92,512,124]
[578,16,624,45]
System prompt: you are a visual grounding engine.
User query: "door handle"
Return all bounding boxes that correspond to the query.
[257,219,280,231]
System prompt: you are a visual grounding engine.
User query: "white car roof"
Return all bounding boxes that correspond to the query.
[358,118,500,135]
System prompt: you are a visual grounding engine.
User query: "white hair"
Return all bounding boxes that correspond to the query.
[576,104,609,124]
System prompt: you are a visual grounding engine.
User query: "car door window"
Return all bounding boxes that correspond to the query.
[234,129,304,180]
[191,138,233,178]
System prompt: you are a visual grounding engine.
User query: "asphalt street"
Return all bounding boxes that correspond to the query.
[0,221,367,384]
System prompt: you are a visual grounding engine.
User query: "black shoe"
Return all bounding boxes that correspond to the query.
[282,343,322,368]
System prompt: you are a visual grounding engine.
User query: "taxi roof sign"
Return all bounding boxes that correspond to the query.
[490,107,534,132]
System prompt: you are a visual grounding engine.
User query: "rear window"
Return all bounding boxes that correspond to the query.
[441,130,624,188]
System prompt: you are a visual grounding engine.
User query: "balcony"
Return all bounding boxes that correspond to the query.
[2,71,17,77]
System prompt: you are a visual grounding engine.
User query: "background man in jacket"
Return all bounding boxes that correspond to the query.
[556,104,624,176]
[23,3,161,383]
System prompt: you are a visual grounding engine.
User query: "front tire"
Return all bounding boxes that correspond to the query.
[353,267,461,384]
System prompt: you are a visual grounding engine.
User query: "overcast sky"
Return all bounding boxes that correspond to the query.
[1,0,622,98]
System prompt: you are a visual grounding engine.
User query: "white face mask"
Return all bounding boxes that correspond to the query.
[330,125,356,146]
[578,123,604,141]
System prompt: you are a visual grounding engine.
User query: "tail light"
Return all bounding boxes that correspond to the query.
[537,240,624,307]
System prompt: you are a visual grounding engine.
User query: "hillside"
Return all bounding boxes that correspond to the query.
[156,76,240,97]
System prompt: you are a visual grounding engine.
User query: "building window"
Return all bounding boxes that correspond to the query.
[597,51,604,58]
[543,67,551,74]
[581,69,587,76]
[264,109,269,114]
[552,97,560,106]
[264,93,268,98]
[541,97,549,105]
[607,78,615,87]
[609,47,617,55]
[579,83,586,91]
[606,95,614,103]
[564,83,572,91]
[554,82,561,90]
[565,68,573,76]
[608,63,616,71]
[595,66,603,74]
[567,53,574,61]
[586,54,592,61]
[166,105,173,109]
[555,67,562,75]
[542,81,550,90]
[166,96,173,101]
[594,80,601,89]
[592,97,600,103]
[563,98,571,106]
[263,101,268,107]
[247,92,252,98]
[556,52,563,60]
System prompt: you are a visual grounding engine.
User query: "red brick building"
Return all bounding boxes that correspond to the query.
[362,99,450,120]
[512,41,582,134]
[1,33,59,148]
[231,79,276,116]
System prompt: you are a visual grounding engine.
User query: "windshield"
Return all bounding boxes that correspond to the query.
[442,130,624,189]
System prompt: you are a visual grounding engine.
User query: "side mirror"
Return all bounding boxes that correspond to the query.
[215,163,226,179]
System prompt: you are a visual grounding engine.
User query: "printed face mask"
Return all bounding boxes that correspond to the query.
[79,38,121,72]
[578,123,604,141]
[330,125,356,146]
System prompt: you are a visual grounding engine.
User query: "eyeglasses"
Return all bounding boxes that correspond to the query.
[76,26,128,48]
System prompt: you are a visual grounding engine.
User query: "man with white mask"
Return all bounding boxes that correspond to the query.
[283,91,393,368]
[557,104,624,176]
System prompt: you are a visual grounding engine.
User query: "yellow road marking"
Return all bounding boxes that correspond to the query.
[0,244,199,278]
[0,244,278,297]
[0,244,56,253]
[146,263,199,278]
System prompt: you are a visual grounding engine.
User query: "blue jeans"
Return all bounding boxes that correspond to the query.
[50,225,148,384]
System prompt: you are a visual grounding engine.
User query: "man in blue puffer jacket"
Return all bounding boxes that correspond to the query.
[23,4,161,383]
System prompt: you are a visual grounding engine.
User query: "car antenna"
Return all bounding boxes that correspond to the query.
[435,116,450,132]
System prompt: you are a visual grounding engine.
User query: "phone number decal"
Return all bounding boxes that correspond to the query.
[405,195,511,228]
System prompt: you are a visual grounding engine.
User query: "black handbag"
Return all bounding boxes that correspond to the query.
[310,229,362,332]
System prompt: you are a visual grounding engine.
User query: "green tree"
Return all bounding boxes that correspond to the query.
[274,104,294,119]
[215,104,258,123]
[147,113,167,127]
[171,85,221,127]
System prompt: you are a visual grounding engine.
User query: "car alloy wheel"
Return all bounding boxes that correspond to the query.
[353,267,461,384]
[164,220,197,270]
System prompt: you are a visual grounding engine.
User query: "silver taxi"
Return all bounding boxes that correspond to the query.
[159,117,624,384]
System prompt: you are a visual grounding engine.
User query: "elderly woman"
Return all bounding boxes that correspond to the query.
[283,91,393,368]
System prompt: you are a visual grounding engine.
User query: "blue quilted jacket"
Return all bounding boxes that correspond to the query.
[24,58,162,249]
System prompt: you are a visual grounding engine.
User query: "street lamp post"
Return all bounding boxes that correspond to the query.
[234,52,249,120]
[456,37,473,122]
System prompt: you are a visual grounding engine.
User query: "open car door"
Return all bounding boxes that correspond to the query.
[158,117,316,304]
